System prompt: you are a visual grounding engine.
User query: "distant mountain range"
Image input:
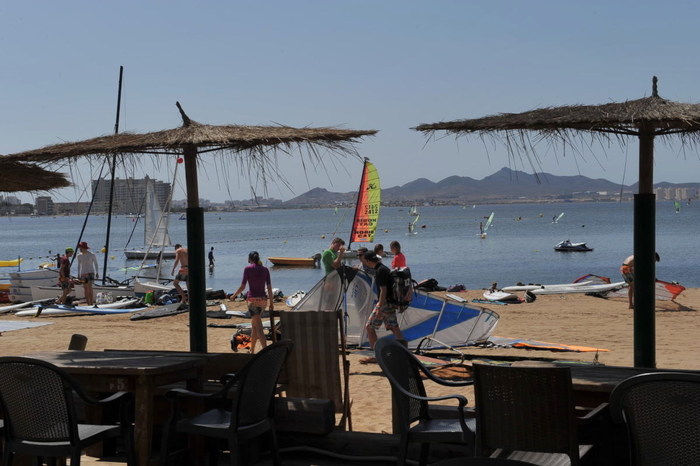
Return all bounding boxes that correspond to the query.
[282,167,699,207]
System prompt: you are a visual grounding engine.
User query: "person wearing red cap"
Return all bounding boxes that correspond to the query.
[77,242,99,306]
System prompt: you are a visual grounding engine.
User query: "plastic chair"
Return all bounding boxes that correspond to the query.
[432,458,538,466]
[159,339,293,466]
[473,363,604,466]
[0,356,134,466]
[609,371,700,466]
[374,338,476,466]
[68,333,88,350]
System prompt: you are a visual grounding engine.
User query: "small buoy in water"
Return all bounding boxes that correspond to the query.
[581,225,585,227]
[321,235,325,239]
[100,247,106,253]
[384,229,389,233]
[535,250,539,252]
[283,240,287,243]
[111,256,115,260]
[421,224,426,228]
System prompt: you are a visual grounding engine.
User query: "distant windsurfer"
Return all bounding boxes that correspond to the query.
[620,253,660,310]
[553,215,557,223]
[479,221,483,236]
[408,222,414,234]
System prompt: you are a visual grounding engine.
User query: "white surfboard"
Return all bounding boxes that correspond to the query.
[483,291,520,302]
[16,299,144,317]
[0,298,55,314]
[502,281,592,292]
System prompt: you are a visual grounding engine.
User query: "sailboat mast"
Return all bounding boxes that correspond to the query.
[101,65,123,284]
[348,158,369,251]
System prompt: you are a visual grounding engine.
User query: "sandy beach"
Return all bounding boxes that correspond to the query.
[1,288,699,435]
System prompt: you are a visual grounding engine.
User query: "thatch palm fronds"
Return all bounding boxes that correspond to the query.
[0,158,70,193]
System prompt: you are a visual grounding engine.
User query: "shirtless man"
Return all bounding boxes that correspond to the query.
[621,252,660,310]
[171,244,189,304]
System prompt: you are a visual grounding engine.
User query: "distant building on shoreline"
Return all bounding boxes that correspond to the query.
[91,176,171,214]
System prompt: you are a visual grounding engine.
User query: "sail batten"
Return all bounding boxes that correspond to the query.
[349,160,380,246]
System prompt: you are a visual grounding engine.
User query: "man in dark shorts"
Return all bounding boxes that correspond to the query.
[56,247,75,305]
[621,252,660,310]
[363,251,406,360]
[171,244,189,304]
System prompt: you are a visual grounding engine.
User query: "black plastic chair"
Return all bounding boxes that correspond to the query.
[374,338,476,466]
[160,339,293,466]
[432,458,537,465]
[473,363,604,466]
[0,356,134,466]
[609,371,700,466]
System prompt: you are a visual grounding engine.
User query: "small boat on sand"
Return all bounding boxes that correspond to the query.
[554,240,593,252]
[268,254,321,267]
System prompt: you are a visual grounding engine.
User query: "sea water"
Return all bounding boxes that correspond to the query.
[1,201,697,295]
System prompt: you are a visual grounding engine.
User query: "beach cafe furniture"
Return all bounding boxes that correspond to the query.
[433,458,542,466]
[473,363,606,466]
[0,356,135,466]
[159,340,293,466]
[22,349,217,466]
[375,338,476,466]
[609,372,700,466]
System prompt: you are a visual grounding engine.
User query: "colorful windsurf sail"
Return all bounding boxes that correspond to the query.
[349,159,380,247]
[482,212,495,235]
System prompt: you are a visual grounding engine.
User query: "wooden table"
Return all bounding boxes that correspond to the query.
[24,350,223,466]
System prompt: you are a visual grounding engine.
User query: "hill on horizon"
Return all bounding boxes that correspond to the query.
[282,167,695,207]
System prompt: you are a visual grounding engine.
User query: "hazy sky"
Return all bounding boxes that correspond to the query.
[3,1,700,204]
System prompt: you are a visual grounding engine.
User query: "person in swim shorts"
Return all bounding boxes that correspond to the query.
[621,252,660,309]
[230,251,273,353]
[56,247,75,305]
[76,241,99,306]
[171,244,189,304]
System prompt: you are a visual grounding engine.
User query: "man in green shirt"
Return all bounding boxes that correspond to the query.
[321,237,346,275]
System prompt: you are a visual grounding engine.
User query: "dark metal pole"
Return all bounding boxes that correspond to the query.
[634,128,656,368]
[102,65,123,284]
[183,144,207,353]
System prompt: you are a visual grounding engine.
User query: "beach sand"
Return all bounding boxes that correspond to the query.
[1,288,699,436]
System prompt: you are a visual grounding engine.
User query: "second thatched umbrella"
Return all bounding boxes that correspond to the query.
[0,157,71,193]
[414,77,700,368]
[5,103,377,352]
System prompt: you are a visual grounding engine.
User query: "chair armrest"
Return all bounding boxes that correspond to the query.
[219,373,235,385]
[418,363,474,387]
[391,381,468,408]
[578,402,609,424]
[164,387,225,402]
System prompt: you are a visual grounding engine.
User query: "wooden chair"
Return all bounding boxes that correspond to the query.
[473,363,605,466]
[374,338,476,466]
[0,356,134,466]
[432,458,539,466]
[609,371,700,466]
[159,340,293,466]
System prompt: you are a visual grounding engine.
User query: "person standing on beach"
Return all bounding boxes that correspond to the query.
[322,237,346,275]
[363,251,406,355]
[171,244,189,304]
[373,243,386,257]
[621,253,660,310]
[56,247,75,305]
[230,251,273,354]
[208,247,215,268]
[76,242,99,306]
[390,240,406,269]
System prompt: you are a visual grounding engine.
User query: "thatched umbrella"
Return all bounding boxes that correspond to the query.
[0,158,71,192]
[5,103,377,352]
[413,77,700,368]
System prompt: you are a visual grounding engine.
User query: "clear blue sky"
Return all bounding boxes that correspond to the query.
[3,1,700,204]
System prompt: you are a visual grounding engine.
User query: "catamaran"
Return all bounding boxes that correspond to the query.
[124,178,176,260]
[344,158,381,258]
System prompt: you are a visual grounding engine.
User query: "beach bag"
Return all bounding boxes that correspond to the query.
[387,267,414,312]
[206,289,226,300]
[415,278,440,292]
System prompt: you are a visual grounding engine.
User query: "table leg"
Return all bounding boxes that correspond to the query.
[135,375,155,466]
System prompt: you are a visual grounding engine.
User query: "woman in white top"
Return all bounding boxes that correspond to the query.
[77,241,99,306]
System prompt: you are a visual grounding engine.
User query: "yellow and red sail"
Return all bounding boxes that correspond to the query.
[350,160,380,244]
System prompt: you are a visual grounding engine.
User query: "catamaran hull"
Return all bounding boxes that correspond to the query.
[124,250,176,260]
[30,284,135,301]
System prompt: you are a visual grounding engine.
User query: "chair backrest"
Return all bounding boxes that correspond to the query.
[0,357,81,444]
[375,338,430,427]
[609,372,700,466]
[227,340,293,429]
[473,364,579,461]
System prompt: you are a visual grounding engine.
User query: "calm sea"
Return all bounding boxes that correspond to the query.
[1,201,698,294]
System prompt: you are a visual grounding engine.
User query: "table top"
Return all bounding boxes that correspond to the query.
[511,360,700,393]
[22,350,214,376]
